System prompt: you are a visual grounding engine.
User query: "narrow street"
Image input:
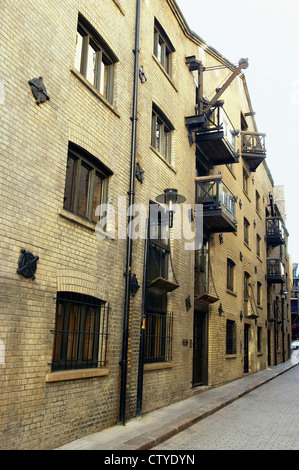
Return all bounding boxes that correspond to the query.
[154,358,299,451]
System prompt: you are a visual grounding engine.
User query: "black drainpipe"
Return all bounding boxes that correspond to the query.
[119,0,141,426]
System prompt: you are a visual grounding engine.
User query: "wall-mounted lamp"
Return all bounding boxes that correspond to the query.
[156,188,186,228]
[281,290,288,299]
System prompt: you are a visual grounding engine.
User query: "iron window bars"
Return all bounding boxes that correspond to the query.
[226,319,236,355]
[51,292,109,371]
[144,308,173,363]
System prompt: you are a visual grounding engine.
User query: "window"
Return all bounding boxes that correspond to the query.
[226,320,236,355]
[144,308,173,363]
[147,204,170,283]
[63,143,112,223]
[244,217,250,245]
[74,15,117,103]
[256,234,261,258]
[151,105,173,163]
[243,168,249,194]
[227,258,235,292]
[257,326,262,352]
[51,292,109,371]
[256,190,261,214]
[257,281,262,306]
[153,19,174,76]
[144,204,173,363]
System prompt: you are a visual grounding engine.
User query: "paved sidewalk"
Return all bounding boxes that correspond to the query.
[56,359,298,451]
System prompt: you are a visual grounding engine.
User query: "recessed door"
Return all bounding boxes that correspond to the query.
[193,310,208,386]
[244,324,249,373]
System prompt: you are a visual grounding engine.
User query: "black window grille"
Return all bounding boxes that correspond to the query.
[226,319,236,355]
[51,292,109,371]
[144,309,173,363]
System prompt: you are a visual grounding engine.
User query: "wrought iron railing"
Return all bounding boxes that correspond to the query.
[267,258,285,280]
[241,132,266,155]
[195,176,236,218]
[266,217,284,240]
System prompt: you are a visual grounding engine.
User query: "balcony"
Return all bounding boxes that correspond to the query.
[186,105,239,168]
[244,299,259,320]
[195,175,237,233]
[241,132,266,171]
[266,217,285,247]
[266,258,285,284]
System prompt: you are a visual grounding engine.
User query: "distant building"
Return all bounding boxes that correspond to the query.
[291,263,299,340]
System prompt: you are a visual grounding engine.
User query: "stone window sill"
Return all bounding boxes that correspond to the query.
[152,54,178,92]
[150,146,176,173]
[58,208,115,239]
[46,368,109,383]
[71,68,120,118]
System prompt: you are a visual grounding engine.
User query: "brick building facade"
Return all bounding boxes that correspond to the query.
[0,0,290,449]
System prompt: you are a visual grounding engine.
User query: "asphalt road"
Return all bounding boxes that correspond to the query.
[154,353,299,450]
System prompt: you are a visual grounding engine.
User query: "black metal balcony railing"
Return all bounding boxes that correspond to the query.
[195,175,237,233]
[266,258,285,284]
[266,217,285,247]
[185,105,239,168]
[241,132,266,171]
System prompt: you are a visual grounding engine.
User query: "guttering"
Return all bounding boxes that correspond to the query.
[119,0,141,426]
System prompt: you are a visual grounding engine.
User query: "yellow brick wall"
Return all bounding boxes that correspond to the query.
[0,0,290,449]
[0,0,137,449]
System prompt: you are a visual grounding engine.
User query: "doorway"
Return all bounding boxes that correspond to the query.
[244,324,250,373]
[267,329,271,366]
[193,310,208,386]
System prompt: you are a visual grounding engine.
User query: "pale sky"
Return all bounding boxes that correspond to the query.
[175,0,299,264]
